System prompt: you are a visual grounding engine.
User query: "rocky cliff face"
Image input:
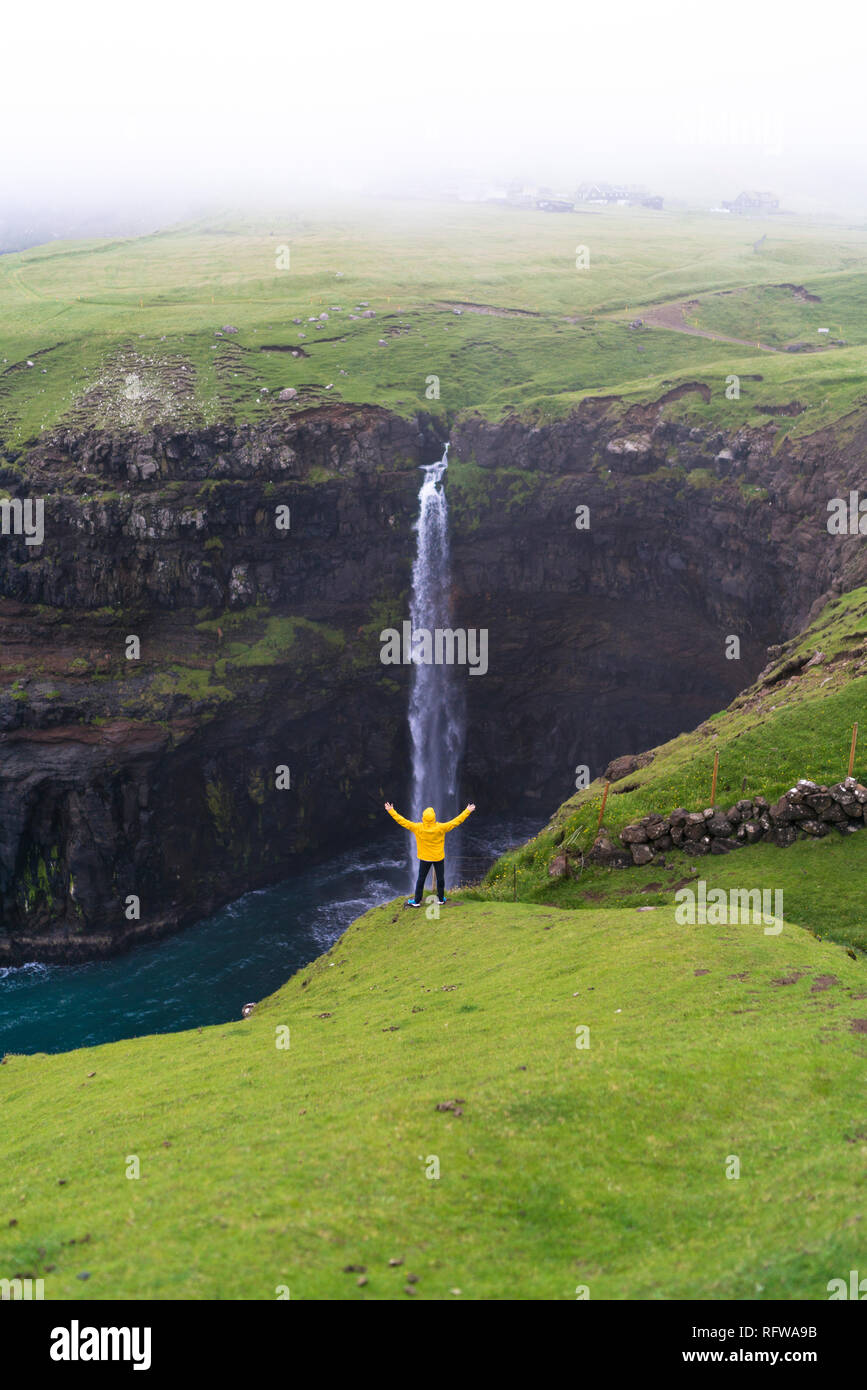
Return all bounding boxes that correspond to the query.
[448,399,867,812]
[1,393,864,961]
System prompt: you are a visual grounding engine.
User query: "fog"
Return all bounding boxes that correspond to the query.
[2,0,866,241]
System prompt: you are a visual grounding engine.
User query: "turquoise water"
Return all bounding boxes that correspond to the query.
[0,816,539,1056]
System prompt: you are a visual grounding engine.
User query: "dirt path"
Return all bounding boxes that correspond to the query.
[640,300,782,353]
[1,262,46,302]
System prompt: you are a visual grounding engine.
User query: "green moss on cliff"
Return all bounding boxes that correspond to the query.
[247,769,266,806]
[146,665,234,708]
[205,777,233,839]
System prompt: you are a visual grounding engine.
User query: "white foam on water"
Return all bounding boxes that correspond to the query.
[0,962,49,982]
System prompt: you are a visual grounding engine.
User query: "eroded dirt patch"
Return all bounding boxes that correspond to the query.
[659,381,711,405]
[773,283,822,303]
[63,348,202,430]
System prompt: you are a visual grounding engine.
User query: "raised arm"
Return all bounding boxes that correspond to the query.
[440,803,476,832]
[384,802,417,831]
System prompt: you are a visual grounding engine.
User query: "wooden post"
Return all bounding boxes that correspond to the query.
[710,750,719,807]
[513,864,517,902]
[595,781,611,835]
[848,723,859,779]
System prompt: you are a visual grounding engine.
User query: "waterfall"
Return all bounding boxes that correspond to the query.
[407,444,464,867]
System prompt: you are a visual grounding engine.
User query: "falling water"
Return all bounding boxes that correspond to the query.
[408,444,465,849]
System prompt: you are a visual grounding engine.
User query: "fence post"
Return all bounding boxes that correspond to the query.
[595,781,611,836]
[710,750,719,807]
[849,723,859,779]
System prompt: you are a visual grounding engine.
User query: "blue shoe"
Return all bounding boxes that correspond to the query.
[438,898,447,905]
[405,898,420,908]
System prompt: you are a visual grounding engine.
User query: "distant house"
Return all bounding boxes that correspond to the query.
[722,190,780,214]
[642,195,664,210]
[575,182,643,205]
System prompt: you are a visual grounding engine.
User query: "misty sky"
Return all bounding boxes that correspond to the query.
[3,0,866,222]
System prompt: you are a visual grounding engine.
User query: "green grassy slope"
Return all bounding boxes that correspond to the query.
[475,588,867,951]
[4,204,867,444]
[1,898,864,1300]
[686,275,867,349]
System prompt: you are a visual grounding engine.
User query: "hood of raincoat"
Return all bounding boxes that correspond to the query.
[422,807,436,824]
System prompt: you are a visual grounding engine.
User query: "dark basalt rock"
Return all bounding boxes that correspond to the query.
[621,824,649,844]
[767,825,799,848]
[604,752,654,782]
[706,812,734,837]
[4,396,867,960]
[801,820,830,837]
[741,821,764,843]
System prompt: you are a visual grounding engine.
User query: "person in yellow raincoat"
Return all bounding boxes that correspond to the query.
[385,801,475,907]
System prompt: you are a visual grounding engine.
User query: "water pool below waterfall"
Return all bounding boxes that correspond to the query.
[0,814,541,1056]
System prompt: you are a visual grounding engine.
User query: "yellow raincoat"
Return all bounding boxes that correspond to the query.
[386,804,473,861]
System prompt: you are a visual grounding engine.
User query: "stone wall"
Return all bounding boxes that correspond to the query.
[586,779,867,869]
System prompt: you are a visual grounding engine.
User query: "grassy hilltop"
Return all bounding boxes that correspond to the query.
[1,894,864,1301]
[3,202,867,444]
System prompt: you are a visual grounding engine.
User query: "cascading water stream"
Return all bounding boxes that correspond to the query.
[407,444,465,880]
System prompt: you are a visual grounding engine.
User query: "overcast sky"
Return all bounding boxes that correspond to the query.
[2,0,866,225]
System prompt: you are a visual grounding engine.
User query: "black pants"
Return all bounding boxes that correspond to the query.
[413,859,445,903]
